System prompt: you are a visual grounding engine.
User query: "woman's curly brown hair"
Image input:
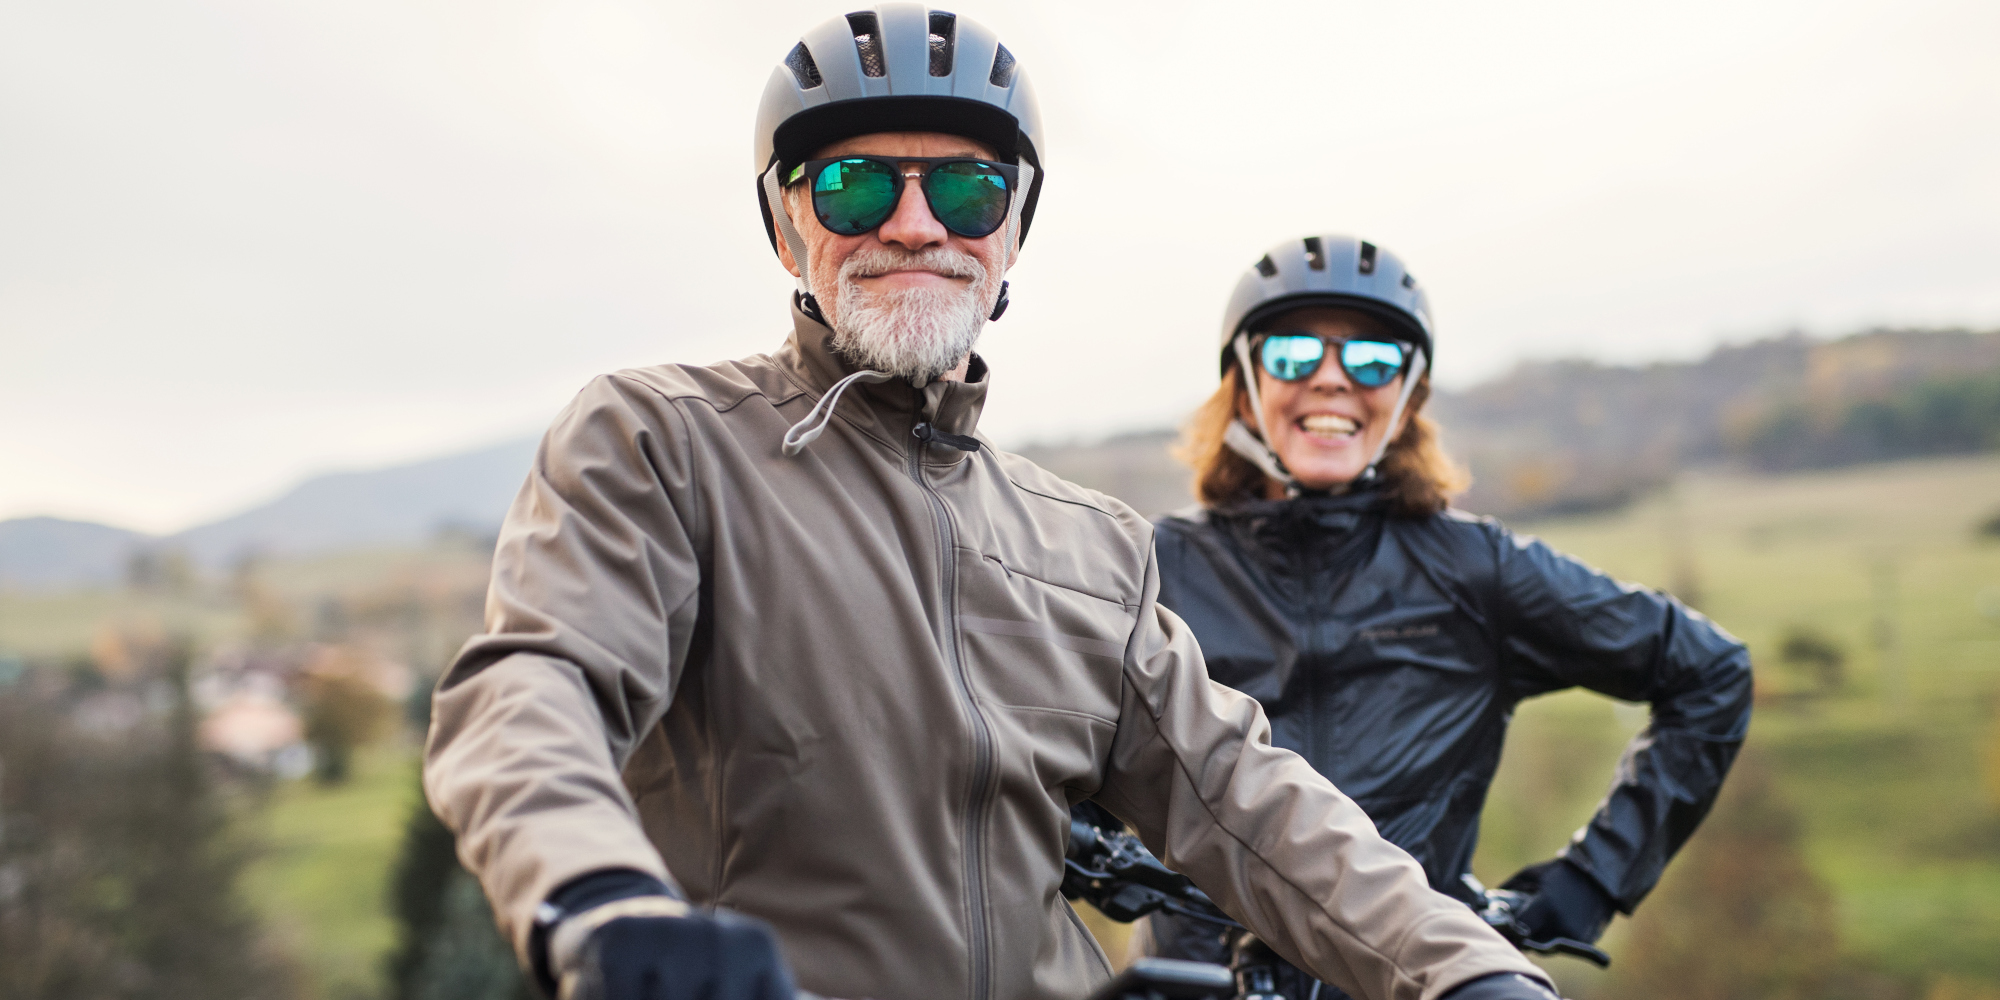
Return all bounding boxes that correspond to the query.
[1176,363,1470,518]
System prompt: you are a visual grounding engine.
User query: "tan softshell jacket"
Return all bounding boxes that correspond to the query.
[424,308,1544,1000]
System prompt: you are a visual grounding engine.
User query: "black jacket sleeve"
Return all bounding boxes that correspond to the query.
[1482,522,1753,912]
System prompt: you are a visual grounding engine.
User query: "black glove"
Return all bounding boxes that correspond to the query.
[1501,858,1616,945]
[1440,972,1564,1000]
[566,910,796,1000]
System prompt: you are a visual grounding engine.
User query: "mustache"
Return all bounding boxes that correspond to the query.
[839,246,986,281]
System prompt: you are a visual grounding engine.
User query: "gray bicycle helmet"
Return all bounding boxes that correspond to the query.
[1219,235,1433,375]
[1218,235,1436,492]
[754,5,1046,269]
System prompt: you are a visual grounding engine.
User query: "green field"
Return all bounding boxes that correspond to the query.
[243,745,420,1000]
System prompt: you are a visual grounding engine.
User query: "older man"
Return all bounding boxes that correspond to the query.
[424,7,1558,1000]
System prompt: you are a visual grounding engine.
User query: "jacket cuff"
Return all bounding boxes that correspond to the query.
[529,868,677,996]
[1440,972,1562,1000]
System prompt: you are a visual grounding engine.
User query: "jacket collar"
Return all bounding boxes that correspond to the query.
[1212,486,1386,555]
[774,302,990,463]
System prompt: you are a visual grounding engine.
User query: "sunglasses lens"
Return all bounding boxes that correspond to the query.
[925,162,1011,237]
[813,159,900,235]
[1259,335,1326,381]
[1341,340,1407,387]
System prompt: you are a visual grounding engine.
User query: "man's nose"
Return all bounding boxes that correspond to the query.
[874,170,948,251]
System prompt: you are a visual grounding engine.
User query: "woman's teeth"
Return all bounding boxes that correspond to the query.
[1299,414,1360,439]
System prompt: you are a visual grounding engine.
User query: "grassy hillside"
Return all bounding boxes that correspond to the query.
[243,746,415,1000]
[1469,453,2000,997]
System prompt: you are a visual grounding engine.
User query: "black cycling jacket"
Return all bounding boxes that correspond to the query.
[1150,489,1753,915]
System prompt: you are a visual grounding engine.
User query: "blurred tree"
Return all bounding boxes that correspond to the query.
[124,548,197,595]
[301,668,391,785]
[1978,509,2000,539]
[386,765,533,1000]
[1739,367,2000,472]
[1779,624,1848,694]
[0,643,292,1000]
[1604,748,1838,1000]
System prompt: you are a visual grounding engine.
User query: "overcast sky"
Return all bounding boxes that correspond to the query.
[4,0,1997,532]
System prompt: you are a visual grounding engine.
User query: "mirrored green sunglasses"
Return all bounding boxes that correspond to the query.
[788,155,1017,239]
[1257,333,1410,387]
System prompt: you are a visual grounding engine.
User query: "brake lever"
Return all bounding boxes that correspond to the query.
[1515,936,1611,968]
[1476,887,1612,968]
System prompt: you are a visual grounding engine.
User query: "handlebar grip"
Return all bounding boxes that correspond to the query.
[1085,959,1236,1000]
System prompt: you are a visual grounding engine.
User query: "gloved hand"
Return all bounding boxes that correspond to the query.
[1440,972,1564,1000]
[563,910,797,1000]
[1500,858,1616,945]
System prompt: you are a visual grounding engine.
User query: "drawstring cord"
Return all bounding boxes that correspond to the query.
[782,370,982,456]
[781,369,893,456]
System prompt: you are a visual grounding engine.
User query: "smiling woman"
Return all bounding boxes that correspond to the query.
[1178,237,1465,514]
[1130,233,1756,1000]
[1180,307,1467,513]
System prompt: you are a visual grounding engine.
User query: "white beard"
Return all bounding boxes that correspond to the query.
[814,246,995,381]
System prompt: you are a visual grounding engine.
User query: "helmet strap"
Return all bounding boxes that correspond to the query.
[1356,350,1428,483]
[762,162,815,300]
[1228,334,1298,495]
[988,162,1033,322]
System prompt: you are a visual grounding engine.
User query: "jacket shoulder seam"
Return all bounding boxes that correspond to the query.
[605,368,792,416]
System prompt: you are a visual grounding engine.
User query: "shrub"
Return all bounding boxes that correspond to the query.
[1778,625,1848,694]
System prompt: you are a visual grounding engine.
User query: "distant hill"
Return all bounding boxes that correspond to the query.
[1434,327,2000,516]
[0,438,538,591]
[172,438,538,567]
[0,517,151,590]
[7,326,1996,591]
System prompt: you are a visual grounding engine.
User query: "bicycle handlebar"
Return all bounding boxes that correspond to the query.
[1065,804,1612,971]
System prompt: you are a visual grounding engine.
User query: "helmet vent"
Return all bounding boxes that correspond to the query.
[928,12,956,76]
[847,13,886,77]
[1358,241,1378,275]
[1401,272,1416,289]
[1302,236,1326,271]
[785,43,823,89]
[989,44,1018,87]
[1254,255,1278,278]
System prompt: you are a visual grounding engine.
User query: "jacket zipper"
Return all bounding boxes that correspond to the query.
[911,416,996,1000]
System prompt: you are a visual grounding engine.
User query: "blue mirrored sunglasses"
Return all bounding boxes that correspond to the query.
[1256,333,1410,387]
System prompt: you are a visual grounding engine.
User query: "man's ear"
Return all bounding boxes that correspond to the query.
[772,187,805,278]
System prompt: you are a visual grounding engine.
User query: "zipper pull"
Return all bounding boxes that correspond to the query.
[913,422,981,452]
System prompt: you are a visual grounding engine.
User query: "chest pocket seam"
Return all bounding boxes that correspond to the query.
[987,702,1118,728]
[966,548,1139,611]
